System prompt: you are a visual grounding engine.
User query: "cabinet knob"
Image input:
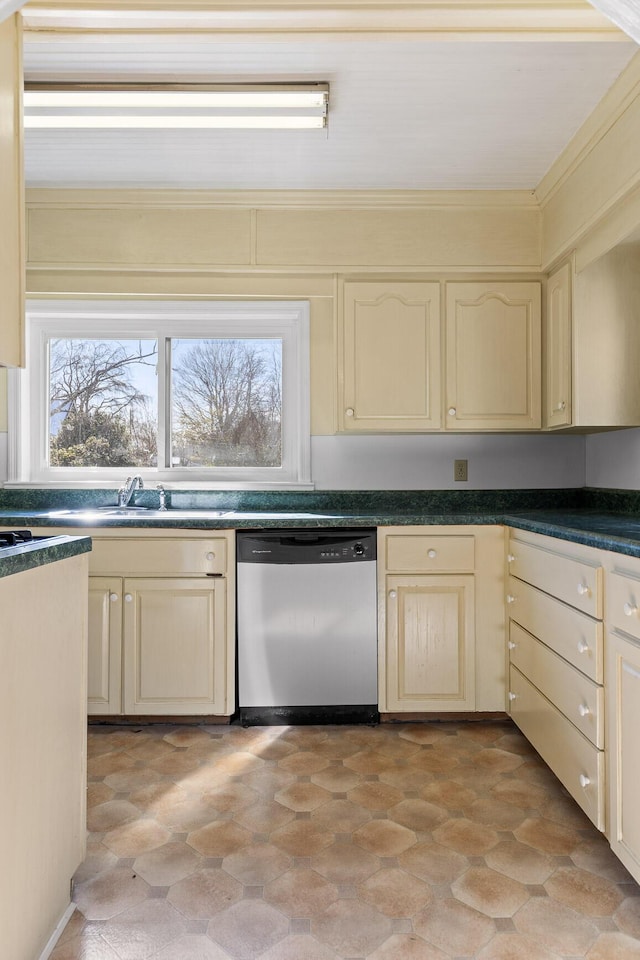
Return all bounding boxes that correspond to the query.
[124,593,133,603]
[554,401,566,412]
[110,593,118,602]
[577,583,590,597]
[578,703,590,717]
[507,554,516,563]
[579,774,591,789]
[623,602,638,617]
[345,408,355,417]
[206,552,216,561]
[577,640,590,654]
[389,590,397,599]
[508,691,518,701]
[427,549,437,559]
[506,594,516,604]
[448,407,457,417]
[508,641,517,650]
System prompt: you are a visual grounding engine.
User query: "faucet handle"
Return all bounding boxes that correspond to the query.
[156,483,168,510]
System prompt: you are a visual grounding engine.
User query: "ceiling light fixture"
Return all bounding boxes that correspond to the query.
[23,82,329,130]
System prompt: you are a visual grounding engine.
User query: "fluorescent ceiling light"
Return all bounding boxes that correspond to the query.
[23,82,329,130]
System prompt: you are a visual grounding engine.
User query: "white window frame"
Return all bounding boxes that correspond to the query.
[8,299,311,488]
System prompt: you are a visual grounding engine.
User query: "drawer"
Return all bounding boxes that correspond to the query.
[509,666,605,831]
[508,538,602,619]
[90,538,227,576]
[608,571,640,641]
[509,622,603,748]
[506,576,603,682]
[385,535,474,573]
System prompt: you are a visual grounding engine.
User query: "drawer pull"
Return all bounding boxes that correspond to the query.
[427,549,437,559]
[507,554,516,563]
[577,640,590,655]
[623,602,638,617]
[206,552,216,561]
[577,583,590,597]
[124,593,133,603]
[506,594,516,604]
[578,704,591,718]
[508,691,518,701]
[448,407,457,417]
[389,590,397,600]
[110,593,118,602]
[345,408,354,417]
[579,774,591,789]
[507,641,517,650]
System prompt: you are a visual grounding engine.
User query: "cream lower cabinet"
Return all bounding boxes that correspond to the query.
[86,531,235,717]
[123,576,226,715]
[88,577,122,715]
[379,526,505,714]
[606,565,640,883]
[507,529,605,830]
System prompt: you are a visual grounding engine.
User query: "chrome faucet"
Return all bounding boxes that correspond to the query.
[118,475,143,507]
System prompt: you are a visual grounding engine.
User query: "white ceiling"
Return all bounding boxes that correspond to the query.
[23,34,637,189]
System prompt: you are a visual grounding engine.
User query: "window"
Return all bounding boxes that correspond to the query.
[11,300,310,486]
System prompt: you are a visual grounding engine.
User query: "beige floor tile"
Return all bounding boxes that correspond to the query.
[359,866,432,917]
[99,898,187,960]
[74,865,150,921]
[514,896,599,954]
[188,821,252,857]
[545,866,625,917]
[168,867,242,919]
[433,816,500,855]
[64,720,640,960]
[616,898,640,938]
[154,932,232,959]
[264,866,339,917]
[222,841,291,884]
[452,865,529,918]
[353,819,417,856]
[388,798,448,832]
[398,838,468,884]
[476,931,561,959]
[484,840,554,885]
[413,896,496,956]
[258,933,340,960]
[514,817,582,856]
[103,818,171,857]
[313,838,381,883]
[208,899,289,959]
[311,899,393,956]
[586,931,640,959]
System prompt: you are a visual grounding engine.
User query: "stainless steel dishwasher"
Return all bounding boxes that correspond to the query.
[236,528,378,725]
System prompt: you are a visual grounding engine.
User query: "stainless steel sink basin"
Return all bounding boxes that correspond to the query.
[46,507,233,519]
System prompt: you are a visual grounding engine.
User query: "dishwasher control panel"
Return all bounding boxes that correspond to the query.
[236,529,376,564]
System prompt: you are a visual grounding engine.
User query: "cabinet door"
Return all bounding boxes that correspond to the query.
[0,14,25,367]
[88,577,122,716]
[384,574,475,711]
[341,281,441,431]
[123,577,226,715]
[545,262,572,429]
[607,630,640,881]
[445,282,541,430]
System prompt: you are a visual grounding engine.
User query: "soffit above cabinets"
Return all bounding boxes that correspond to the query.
[21,4,638,190]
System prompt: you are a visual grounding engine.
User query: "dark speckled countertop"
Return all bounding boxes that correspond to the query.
[2,488,640,558]
[0,534,92,579]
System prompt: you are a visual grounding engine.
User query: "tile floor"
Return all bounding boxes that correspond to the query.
[51,719,640,960]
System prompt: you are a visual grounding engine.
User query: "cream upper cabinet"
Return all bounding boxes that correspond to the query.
[0,13,25,368]
[445,281,541,430]
[340,281,442,431]
[544,261,572,429]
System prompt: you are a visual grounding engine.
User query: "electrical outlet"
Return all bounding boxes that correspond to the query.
[454,459,468,482]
